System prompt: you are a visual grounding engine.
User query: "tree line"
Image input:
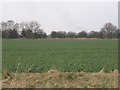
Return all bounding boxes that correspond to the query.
[1,20,47,39]
[0,20,120,39]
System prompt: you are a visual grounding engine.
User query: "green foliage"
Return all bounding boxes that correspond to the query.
[77,31,88,38]
[51,31,58,38]
[2,39,118,73]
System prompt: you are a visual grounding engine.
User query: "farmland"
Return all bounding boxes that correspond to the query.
[2,39,118,73]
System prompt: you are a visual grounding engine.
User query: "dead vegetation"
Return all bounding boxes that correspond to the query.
[2,69,119,88]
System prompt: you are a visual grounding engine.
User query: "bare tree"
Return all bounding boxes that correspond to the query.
[29,21,40,33]
[100,23,117,39]
[1,20,19,38]
[20,21,46,38]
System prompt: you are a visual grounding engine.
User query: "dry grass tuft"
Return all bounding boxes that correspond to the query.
[2,69,119,88]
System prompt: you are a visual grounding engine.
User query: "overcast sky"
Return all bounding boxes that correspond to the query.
[0,1,118,34]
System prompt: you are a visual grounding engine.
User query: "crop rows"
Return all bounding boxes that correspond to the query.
[2,39,118,72]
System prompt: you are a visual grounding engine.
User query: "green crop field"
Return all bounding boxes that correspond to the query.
[2,39,118,73]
